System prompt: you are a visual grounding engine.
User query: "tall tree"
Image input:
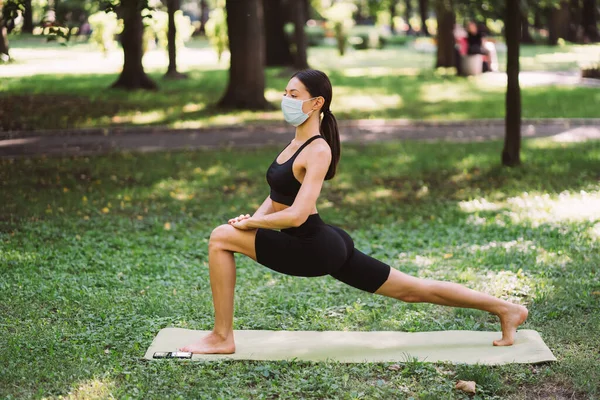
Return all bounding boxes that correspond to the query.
[434,0,455,68]
[264,0,293,66]
[218,0,270,109]
[502,0,521,167]
[405,0,413,33]
[582,0,599,42]
[292,0,309,69]
[418,0,429,35]
[111,0,157,90]
[164,0,187,79]
[22,0,33,33]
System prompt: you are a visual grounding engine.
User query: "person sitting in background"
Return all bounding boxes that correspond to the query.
[466,21,498,72]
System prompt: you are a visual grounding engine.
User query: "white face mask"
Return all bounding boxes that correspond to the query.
[281,95,316,127]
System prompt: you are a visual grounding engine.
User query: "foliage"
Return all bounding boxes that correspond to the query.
[204,2,227,62]
[322,1,357,56]
[88,11,122,55]
[142,8,195,53]
[1,137,599,398]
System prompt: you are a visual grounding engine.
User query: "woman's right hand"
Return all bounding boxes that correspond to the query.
[228,214,251,225]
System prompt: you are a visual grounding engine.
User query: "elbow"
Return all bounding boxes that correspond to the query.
[292,211,307,227]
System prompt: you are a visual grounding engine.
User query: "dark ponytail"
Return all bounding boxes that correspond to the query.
[291,69,340,180]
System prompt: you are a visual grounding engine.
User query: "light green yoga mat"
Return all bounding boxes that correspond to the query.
[143,328,556,365]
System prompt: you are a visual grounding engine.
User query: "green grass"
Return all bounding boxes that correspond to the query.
[1,68,599,132]
[1,137,599,398]
[1,36,599,131]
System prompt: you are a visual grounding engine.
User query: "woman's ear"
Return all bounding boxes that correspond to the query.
[316,96,326,111]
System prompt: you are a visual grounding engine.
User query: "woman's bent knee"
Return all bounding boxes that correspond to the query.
[209,224,235,249]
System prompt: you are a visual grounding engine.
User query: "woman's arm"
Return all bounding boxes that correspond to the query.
[246,145,331,230]
[252,195,275,218]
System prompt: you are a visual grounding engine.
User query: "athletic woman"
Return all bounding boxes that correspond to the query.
[179,69,528,354]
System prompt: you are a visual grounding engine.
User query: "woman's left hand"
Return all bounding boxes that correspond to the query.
[230,215,253,230]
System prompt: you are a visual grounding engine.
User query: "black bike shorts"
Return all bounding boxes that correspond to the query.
[254,213,391,293]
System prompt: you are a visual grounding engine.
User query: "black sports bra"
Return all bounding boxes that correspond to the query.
[266,135,325,206]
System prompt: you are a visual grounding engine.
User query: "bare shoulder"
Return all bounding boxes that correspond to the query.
[307,138,332,163]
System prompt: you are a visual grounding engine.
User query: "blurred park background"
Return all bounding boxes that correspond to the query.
[1,0,599,399]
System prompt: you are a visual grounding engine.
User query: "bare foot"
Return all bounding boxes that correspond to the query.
[179,331,236,354]
[493,304,529,346]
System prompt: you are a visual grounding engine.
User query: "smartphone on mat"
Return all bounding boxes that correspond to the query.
[153,351,192,359]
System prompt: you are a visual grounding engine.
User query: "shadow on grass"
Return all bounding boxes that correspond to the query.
[1,67,599,131]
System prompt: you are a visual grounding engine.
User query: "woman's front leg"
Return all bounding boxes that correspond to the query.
[179,225,258,354]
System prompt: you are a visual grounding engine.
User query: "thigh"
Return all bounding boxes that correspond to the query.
[255,225,348,277]
[210,224,259,262]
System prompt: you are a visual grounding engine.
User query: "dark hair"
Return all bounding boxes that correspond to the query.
[291,69,340,180]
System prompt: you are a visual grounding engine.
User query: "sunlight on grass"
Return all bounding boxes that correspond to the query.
[460,190,600,227]
[0,249,38,263]
[505,190,600,225]
[62,377,115,400]
[420,83,483,103]
[113,110,168,125]
[181,103,207,114]
[337,93,404,112]
[587,223,600,242]
[341,67,421,77]
[473,269,540,304]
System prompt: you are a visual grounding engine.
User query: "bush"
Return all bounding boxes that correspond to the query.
[379,34,411,47]
[88,11,122,55]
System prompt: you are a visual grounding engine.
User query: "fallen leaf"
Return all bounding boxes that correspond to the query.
[388,364,401,371]
[592,291,600,296]
[444,253,453,259]
[455,380,476,394]
[101,207,109,214]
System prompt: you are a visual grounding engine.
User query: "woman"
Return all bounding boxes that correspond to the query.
[180,69,528,354]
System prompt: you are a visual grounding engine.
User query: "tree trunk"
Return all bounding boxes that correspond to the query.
[23,0,34,33]
[521,9,534,43]
[293,0,309,69]
[199,0,209,35]
[582,0,599,42]
[0,23,9,61]
[218,0,270,109]
[111,0,157,90]
[556,0,571,40]
[405,0,413,34]
[164,0,187,79]
[566,0,581,42]
[264,0,294,66]
[418,0,429,36]
[502,0,521,167]
[547,6,559,45]
[434,0,455,68]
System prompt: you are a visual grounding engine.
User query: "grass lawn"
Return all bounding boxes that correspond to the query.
[1,36,599,131]
[1,137,599,399]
